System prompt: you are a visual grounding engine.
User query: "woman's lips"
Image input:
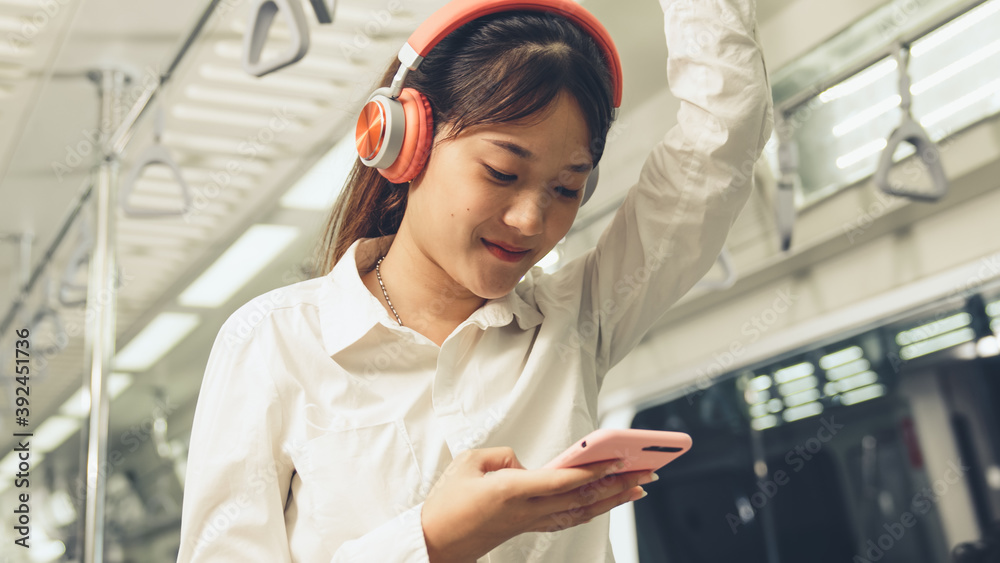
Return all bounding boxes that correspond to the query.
[482,239,530,262]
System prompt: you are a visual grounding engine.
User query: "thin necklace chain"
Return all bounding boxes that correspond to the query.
[375,255,402,326]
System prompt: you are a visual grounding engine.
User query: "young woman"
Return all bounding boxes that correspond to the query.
[177,0,772,561]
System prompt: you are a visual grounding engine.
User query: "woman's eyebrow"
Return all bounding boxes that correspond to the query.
[483,138,593,173]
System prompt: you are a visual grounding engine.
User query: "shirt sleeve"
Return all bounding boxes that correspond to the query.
[176,311,433,563]
[176,315,295,562]
[554,0,774,377]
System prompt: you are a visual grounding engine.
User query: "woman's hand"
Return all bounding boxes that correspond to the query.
[420,446,655,563]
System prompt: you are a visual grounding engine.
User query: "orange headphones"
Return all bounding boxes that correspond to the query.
[353,0,622,207]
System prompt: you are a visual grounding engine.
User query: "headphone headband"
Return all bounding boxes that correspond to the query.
[397,0,622,108]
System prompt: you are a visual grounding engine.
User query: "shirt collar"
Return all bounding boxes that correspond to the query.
[319,234,544,357]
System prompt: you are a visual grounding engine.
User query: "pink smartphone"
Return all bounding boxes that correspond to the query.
[541,428,692,472]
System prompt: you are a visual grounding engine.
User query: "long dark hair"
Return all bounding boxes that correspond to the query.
[312,10,616,276]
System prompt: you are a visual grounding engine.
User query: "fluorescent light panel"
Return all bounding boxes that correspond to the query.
[820,58,897,103]
[782,401,823,422]
[841,383,886,405]
[834,370,879,393]
[281,133,357,210]
[911,37,1000,96]
[773,362,815,384]
[911,0,1000,57]
[987,300,1000,317]
[32,416,81,453]
[920,77,1000,128]
[976,336,999,358]
[832,95,900,138]
[896,312,971,345]
[826,358,871,381]
[778,375,818,397]
[768,398,784,413]
[113,312,201,371]
[900,327,976,360]
[819,346,864,370]
[837,138,887,169]
[749,374,772,391]
[178,224,300,307]
[59,373,134,418]
[751,414,778,431]
[784,388,821,408]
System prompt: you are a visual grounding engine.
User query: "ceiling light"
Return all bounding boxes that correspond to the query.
[58,373,134,418]
[920,77,1000,129]
[783,388,821,408]
[832,95,901,137]
[751,414,778,431]
[977,335,1000,358]
[911,37,1000,96]
[773,362,815,384]
[835,370,879,393]
[896,312,971,345]
[986,300,1000,318]
[749,374,772,391]
[782,401,823,422]
[778,375,818,397]
[33,416,81,454]
[113,312,201,371]
[911,0,1000,57]
[825,358,871,380]
[900,327,976,360]
[836,138,887,169]
[178,224,300,307]
[280,133,356,210]
[184,84,322,116]
[819,58,897,103]
[197,64,342,98]
[819,346,864,369]
[841,383,886,405]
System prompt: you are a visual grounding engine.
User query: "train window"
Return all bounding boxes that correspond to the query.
[765,0,1000,208]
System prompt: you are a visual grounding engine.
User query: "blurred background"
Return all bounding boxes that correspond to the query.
[0,0,999,561]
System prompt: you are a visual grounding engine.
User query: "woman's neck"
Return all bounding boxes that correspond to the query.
[359,231,487,344]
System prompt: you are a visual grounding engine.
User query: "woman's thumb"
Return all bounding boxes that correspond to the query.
[475,446,526,473]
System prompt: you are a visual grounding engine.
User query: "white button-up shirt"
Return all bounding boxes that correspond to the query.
[176,0,772,560]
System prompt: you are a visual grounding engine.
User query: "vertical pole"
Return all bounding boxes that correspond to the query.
[81,68,127,563]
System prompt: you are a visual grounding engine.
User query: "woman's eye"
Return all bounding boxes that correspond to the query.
[558,187,581,199]
[484,165,517,183]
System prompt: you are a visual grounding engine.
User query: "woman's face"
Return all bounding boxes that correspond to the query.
[404,90,594,300]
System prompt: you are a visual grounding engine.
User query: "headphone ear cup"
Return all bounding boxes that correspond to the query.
[580,164,599,207]
[378,87,434,184]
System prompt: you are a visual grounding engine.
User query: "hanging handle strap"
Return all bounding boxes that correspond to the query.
[775,117,799,252]
[695,246,738,291]
[32,276,68,357]
[875,42,949,202]
[242,0,312,77]
[309,0,335,24]
[120,106,193,217]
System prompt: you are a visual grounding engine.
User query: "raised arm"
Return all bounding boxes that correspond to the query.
[546,0,773,376]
